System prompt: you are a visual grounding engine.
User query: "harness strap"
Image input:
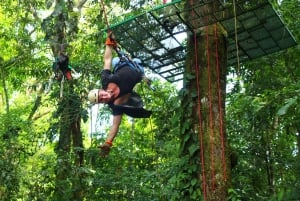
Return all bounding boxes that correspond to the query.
[113,61,141,73]
[113,53,144,74]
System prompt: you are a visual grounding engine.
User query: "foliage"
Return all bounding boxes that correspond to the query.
[226,0,300,200]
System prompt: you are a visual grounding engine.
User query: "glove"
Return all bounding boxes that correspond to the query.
[105,37,118,47]
[105,31,118,48]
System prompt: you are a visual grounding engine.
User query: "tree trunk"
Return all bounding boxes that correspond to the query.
[70,93,85,201]
[54,94,73,201]
[182,23,229,201]
[54,86,85,201]
[44,1,85,200]
[0,62,10,113]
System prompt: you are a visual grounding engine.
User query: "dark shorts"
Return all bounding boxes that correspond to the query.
[108,92,151,118]
[109,104,152,118]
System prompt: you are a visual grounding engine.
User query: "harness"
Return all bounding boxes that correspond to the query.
[52,54,73,73]
[113,52,144,74]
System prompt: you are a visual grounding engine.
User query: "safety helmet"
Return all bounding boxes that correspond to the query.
[88,89,99,104]
[112,57,120,68]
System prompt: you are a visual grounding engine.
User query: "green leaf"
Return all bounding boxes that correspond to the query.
[188,144,199,156]
[277,97,297,116]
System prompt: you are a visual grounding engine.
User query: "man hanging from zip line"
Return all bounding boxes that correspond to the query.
[88,31,153,157]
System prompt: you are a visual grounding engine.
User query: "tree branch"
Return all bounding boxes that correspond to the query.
[77,0,88,11]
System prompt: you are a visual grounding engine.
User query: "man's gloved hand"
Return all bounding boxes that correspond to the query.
[105,37,117,47]
[105,31,118,48]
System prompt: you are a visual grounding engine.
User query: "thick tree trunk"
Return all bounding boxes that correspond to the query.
[54,95,72,201]
[44,1,85,200]
[54,86,84,201]
[70,94,85,201]
[183,24,230,201]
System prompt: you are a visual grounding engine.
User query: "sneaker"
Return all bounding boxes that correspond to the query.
[99,142,112,157]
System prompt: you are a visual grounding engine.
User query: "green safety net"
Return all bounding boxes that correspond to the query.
[109,0,297,82]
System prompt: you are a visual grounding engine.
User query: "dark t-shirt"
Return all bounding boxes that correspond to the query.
[101,66,149,117]
[107,92,150,117]
[101,66,142,97]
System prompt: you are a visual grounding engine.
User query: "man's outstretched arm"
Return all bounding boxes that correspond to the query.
[106,114,122,144]
[103,31,117,70]
[103,45,113,70]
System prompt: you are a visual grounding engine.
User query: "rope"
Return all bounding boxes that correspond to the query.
[149,116,154,151]
[99,0,123,55]
[214,24,227,181]
[131,118,135,152]
[90,105,93,146]
[60,44,65,53]
[57,24,67,98]
[100,0,110,30]
[60,76,64,98]
[140,80,155,152]
[233,0,240,75]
